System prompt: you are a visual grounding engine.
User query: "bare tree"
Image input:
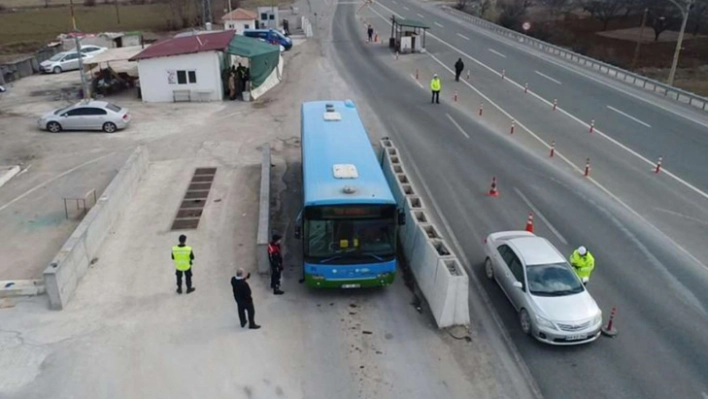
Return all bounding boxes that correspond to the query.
[497,0,533,27]
[644,0,682,41]
[455,0,471,10]
[582,0,627,30]
[171,0,197,28]
[536,0,574,18]
[689,0,708,35]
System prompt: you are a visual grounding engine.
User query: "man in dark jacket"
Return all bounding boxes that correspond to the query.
[454,58,465,81]
[268,234,285,295]
[231,269,261,329]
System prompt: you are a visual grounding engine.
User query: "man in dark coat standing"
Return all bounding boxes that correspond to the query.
[454,58,465,81]
[231,269,261,329]
[268,234,285,295]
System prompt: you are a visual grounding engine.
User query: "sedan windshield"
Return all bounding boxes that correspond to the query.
[526,263,584,296]
[49,53,65,61]
[53,105,73,115]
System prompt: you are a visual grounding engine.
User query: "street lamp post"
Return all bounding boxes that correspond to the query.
[667,0,694,86]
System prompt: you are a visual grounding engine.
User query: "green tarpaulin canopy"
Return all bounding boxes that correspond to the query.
[226,35,280,88]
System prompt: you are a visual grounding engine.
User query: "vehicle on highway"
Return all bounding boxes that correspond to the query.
[38,100,131,133]
[484,231,603,345]
[40,51,92,74]
[242,29,292,50]
[295,100,405,288]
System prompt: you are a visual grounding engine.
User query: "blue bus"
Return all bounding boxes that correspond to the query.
[296,100,405,288]
[242,29,293,50]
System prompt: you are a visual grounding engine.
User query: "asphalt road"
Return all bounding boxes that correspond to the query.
[374,0,708,194]
[330,3,708,399]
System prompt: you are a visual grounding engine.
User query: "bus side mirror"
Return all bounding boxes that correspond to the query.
[398,209,406,226]
[294,225,301,239]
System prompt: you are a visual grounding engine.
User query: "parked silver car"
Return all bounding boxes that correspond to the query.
[40,51,91,74]
[38,101,131,133]
[484,231,603,345]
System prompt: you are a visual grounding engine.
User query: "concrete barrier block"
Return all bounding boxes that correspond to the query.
[401,196,424,249]
[0,280,44,298]
[257,144,271,274]
[404,210,428,263]
[382,153,405,207]
[43,147,149,310]
[431,258,457,327]
[410,236,440,296]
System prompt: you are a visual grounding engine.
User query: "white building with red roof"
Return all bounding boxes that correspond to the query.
[221,8,258,33]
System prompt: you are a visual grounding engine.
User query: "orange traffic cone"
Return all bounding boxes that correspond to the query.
[487,176,499,197]
[525,213,534,233]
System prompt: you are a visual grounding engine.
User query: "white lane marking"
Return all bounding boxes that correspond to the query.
[403,5,409,10]
[535,70,562,85]
[457,33,471,41]
[417,13,425,18]
[370,1,708,272]
[435,21,444,28]
[654,207,708,227]
[607,105,652,128]
[514,188,568,245]
[488,48,506,58]
[446,113,470,139]
[410,74,424,88]
[0,152,116,214]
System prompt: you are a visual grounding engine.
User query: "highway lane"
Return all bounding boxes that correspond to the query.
[360,0,708,271]
[369,0,708,195]
[331,4,708,399]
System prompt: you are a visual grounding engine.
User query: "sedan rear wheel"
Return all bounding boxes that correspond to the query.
[53,66,62,74]
[519,309,532,335]
[102,122,117,133]
[484,257,494,280]
[46,121,62,133]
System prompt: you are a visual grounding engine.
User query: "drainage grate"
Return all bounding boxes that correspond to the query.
[171,168,217,231]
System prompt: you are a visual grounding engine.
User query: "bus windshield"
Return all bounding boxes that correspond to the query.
[304,205,396,264]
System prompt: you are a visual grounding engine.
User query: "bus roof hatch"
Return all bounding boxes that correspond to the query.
[333,164,358,179]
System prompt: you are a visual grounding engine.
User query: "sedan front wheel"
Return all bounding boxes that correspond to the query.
[46,121,62,133]
[519,309,532,335]
[484,257,494,280]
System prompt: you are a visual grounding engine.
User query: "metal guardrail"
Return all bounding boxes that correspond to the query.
[441,6,708,112]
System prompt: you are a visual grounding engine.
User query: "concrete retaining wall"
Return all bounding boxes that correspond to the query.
[256,144,271,274]
[43,147,149,310]
[380,139,470,328]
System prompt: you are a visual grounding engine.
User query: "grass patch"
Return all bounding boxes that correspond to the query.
[0,4,174,49]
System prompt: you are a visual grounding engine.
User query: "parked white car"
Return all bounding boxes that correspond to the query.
[40,51,92,74]
[484,231,603,345]
[38,100,131,133]
[69,45,108,56]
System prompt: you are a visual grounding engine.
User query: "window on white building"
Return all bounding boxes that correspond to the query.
[176,70,197,84]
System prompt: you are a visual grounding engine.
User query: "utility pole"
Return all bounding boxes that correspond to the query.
[74,33,89,100]
[115,0,121,24]
[69,0,77,30]
[631,8,648,71]
[667,0,694,86]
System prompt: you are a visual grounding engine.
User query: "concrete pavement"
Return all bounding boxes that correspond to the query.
[334,3,708,398]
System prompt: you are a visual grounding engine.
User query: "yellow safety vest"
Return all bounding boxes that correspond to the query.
[172,245,192,271]
[430,78,441,91]
[569,250,595,279]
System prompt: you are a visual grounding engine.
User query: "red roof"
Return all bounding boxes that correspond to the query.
[221,8,257,22]
[130,30,236,61]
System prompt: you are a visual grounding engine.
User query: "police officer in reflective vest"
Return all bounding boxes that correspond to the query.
[268,234,285,295]
[172,234,195,294]
[569,245,595,284]
[430,74,441,104]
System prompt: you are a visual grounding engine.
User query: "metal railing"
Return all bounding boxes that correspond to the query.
[441,6,708,112]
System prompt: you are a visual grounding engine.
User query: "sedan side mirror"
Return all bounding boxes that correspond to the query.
[397,209,406,226]
[512,281,523,289]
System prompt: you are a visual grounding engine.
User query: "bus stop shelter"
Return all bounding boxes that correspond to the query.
[389,16,429,54]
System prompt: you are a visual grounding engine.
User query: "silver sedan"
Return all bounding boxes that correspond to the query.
[38,100,131,133]
[484,231,603,345]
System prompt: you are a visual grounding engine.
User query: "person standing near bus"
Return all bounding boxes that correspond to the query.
[268,234,285,295]
[430,74,441,104]
[231,269,260,329]
[367,24,374,42]
[172,234,195,294]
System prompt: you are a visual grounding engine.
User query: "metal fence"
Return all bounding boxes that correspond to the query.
[441,6,708,112]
